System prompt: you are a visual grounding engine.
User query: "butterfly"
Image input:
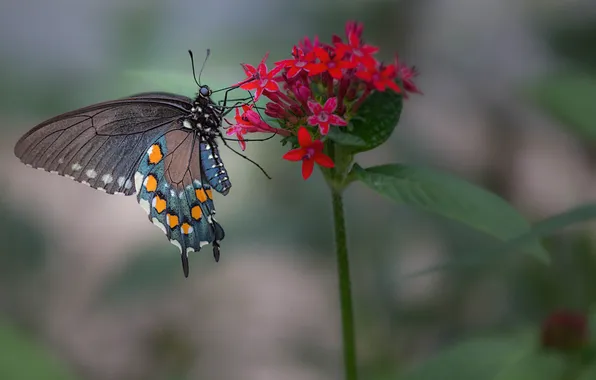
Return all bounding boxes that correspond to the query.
[14,83,237,278]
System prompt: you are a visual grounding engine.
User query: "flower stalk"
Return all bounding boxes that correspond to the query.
[331,185,357,380]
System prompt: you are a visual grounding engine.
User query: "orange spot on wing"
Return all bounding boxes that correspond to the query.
[206,189,213,200]
[181,222,193,235]
[191,205,202,220]
[144,175,157,192]
[167,213,179,229]
[148,144,163,164]
[195,188,207,202]
[153,195,166,213]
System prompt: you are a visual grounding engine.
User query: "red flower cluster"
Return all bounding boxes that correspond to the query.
[226,21,420,180]
[541,310,588,352]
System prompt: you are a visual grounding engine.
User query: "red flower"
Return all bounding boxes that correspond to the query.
[307,47,356,80]
[275,46,316,78]
[226,105,279,150]
[334,29,379,69]
[282,127,334,180]
[307,97,347,135]
[394,55,422,98]
[541,310,588,352]
[238,53,283,101]
[356,63,401,92]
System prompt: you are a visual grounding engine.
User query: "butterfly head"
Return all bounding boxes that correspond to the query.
[199,85,212,98]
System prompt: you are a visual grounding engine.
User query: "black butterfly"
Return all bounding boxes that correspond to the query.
[14,81,240,278]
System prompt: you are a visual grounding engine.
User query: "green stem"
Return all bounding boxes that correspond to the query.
[331,189,358,380]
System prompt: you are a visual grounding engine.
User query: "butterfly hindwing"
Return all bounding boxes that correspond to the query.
[135,130,225,277]
[14,94,192,195]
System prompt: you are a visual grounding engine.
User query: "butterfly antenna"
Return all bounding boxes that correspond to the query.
[198,48,211,84]
[188,49,211,87]
[218,132,272,179]
[188,50,201,87]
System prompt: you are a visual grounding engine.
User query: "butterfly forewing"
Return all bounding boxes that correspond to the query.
[14,95,191,195]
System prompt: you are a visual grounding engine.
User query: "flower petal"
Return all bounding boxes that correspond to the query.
[282,148,306,161]
[314,47,330,63]
[314,152,335,168]
[241,63,257,77]
[237,134,247,151]
[307,115,319,126]
[301,158,315,180]
[287,66,301,78]
[240,81,260,91]
[305,63,327,76]
[328,114,347,126]
[323,97,338,113]
[387,80,402,93]
[318,122,330,135]
[328,67,344,80]
[307,100,323,115]
[254,87,264,102]
[297,126,313,147]
[311,140,324,151]
[264,80,280,92]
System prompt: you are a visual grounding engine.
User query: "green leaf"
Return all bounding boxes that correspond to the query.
[398,335,565,380]
[326,126,368,147]
[407,203,596,277]
[352,164,548,261]
[0,319,79,380]
[529,71,596,141]
[328,87,403,152]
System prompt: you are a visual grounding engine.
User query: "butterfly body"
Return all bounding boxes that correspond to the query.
[14,86,231,277]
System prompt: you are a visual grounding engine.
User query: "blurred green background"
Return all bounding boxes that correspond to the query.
[1,0,596,379]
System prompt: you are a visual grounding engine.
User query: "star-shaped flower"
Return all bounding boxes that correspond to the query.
[237,53,283,101]
[307,97,347,135]
[282,127,334,180]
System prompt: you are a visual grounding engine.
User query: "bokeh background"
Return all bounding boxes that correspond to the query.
[1,0,596,379]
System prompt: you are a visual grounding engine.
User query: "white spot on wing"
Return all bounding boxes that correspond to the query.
[85,169,97,179]
[117,176,126,187]
[200,241,209,247]
[101,173,113,184]
[134,172,144,192]
[71,163,82,171]
[125,179,133,190]
[139,198,150,214]
[58,158,64,164]
[186,247,194,253]
[151,217,167,233]
[183,120,193,129]
[170,239,182,251]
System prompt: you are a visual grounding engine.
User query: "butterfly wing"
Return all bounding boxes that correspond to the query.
[135,129,225,277]
[14,94,192,195]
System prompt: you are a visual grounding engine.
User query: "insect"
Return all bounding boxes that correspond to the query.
[13,50,257,278]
